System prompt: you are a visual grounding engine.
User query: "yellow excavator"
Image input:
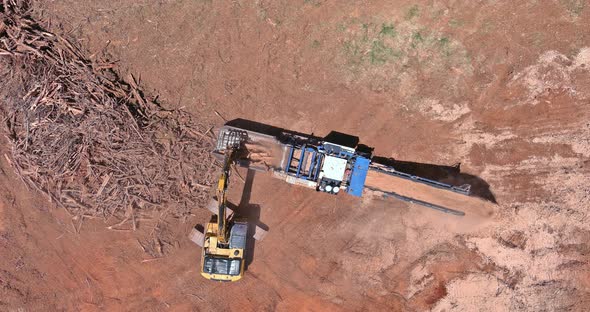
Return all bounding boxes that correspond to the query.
[189,129,267,282]
[189,148,248,281]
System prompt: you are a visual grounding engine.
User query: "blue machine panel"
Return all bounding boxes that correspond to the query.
[347,156,370,197]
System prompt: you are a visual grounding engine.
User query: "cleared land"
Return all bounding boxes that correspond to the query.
[0,1,589,311]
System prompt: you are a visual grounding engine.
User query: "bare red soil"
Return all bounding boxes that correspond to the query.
[1,0,589,311]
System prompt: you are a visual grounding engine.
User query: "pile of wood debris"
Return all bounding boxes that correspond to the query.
[0,1,217,230]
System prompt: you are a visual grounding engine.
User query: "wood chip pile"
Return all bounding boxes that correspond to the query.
[0,1,218,227]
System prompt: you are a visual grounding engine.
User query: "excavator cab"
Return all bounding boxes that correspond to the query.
[200,216,248,281]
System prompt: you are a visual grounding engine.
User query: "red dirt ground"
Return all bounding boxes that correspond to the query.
[1,0,590,311]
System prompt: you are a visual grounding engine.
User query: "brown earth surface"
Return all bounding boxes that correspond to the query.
[1,0,590,311]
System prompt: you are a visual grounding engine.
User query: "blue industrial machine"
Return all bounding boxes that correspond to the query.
[279,141,370,197]
[214,124,472,216]
[214,125,372,196]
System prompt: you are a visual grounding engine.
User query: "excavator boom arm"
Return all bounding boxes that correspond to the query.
[216,149,234,243]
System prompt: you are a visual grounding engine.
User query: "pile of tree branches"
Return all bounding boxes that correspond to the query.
[0,0,217,228]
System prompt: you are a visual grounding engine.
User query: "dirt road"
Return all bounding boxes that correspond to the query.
[1,0,589,311]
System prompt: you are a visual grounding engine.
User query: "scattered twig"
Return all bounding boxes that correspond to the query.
[195,183,210,189]
[213,109,227,122]
[95,173,112,197]
[107,228,132,232]
[136,239,147,253]
[188,293,204,301]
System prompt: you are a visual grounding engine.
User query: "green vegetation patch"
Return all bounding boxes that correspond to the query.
[379,23,397,37]
[335,17,473,94]
[405,5,420,20]
[340,20,465,69]
[311,40,321,48]
[561,0,585,16]
[448,18,464,28]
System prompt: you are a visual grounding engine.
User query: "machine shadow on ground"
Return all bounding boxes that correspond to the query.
[371,157,496,203]
[228,168,267,269]
[225,118,496,204]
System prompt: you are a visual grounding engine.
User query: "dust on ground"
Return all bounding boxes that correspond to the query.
[1,0,589,311]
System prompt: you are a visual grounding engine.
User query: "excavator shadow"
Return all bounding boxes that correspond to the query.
[225,118,496,204]
[226,168,268,270]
